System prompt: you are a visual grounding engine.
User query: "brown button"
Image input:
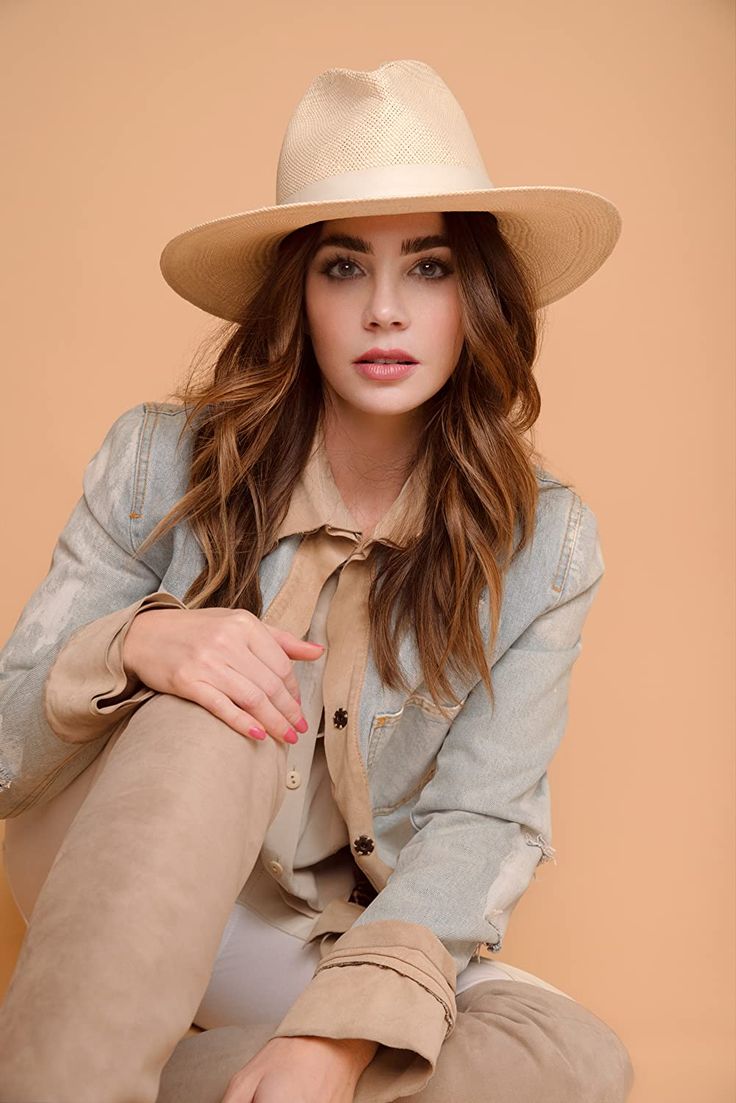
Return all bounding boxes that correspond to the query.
[353,834,374,856]
[333,707,348,729]
[268,859,284,877]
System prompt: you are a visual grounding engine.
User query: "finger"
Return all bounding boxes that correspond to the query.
[221,1066,258,1102]
[265,624,327,668]
[222,653,307,736]
[184,682,279,742]
[191,673,300,745]
[245,625,323,705]
[182,683,274,742]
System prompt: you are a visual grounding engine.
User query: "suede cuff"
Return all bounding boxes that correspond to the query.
[269,919,457,1102]
[43,590,187,743]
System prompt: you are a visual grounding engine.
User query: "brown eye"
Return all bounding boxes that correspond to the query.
[319,255,362,279]
[414,257,453,279]
[318,253,453,281]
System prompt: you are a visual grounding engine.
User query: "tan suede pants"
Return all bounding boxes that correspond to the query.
[0,693,635,1103]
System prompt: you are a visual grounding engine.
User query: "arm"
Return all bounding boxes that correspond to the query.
[269,497,606,1102]
[0,404,187,819]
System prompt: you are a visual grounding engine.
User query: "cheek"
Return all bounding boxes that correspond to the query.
[423,287,463,349]
[304,278,322,330]
[306,286,348,348]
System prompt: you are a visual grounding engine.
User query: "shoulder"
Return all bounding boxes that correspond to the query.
[488,464,605,654]
[511,464,605,606]
[83,401,197,558]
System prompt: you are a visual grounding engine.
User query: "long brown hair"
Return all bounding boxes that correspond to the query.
[136,211,554,716]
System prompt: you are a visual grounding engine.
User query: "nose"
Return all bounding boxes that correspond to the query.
[362,271,409,330]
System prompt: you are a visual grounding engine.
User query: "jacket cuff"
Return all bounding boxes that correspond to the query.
[43,590,188,743]
[269,919,457,1103]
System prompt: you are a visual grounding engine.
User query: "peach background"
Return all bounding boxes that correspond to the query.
[1,1,734,1099]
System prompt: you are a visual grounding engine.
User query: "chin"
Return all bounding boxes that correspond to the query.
[352,390,426,414]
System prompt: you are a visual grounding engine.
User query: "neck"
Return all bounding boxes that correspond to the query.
[320,404,423,486]
[318,401,426,535]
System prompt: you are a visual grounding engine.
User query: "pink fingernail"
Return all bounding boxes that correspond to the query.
[248,727,267,741]
[284,729,299,744]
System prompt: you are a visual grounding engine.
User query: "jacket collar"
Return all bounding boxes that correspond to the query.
[275,423,429,549]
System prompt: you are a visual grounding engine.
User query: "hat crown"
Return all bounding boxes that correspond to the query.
[159,59,623,321]
[275,59,494,205]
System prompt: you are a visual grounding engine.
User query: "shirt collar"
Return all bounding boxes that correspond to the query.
[275,423,429,550]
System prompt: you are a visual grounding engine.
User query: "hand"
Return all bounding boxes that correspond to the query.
[122,606,325,745]
[220,1035,379,1102]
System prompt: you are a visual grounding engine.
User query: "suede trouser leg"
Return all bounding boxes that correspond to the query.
[155,980,635,1103]
[0,692,288,1103]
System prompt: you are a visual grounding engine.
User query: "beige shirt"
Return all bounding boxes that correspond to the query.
[235,568,363,941]
[229,419,433,939]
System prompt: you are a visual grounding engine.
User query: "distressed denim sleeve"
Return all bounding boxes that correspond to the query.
[0,404,185,820]
[270,498,606,1101]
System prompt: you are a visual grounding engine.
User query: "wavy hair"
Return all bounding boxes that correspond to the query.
[136,211,555,716]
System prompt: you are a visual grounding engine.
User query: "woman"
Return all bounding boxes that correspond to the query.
[0,60,634,1102]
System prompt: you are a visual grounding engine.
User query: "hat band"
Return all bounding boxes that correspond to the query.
[280,162,496,205]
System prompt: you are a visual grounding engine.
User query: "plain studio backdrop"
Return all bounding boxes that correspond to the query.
[0,2,734,1101]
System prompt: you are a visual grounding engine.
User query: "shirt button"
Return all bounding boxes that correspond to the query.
[353,834,375,856]
[286,768,301,789]
[268,859,284,877]
[333,707,348,729]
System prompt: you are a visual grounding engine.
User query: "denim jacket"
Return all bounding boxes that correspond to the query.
[0,401,605,1100]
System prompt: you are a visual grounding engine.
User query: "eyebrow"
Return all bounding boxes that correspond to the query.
[314,232,451,256]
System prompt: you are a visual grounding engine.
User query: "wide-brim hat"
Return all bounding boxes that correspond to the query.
[159,59,622,322]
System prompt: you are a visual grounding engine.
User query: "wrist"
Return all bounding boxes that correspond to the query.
[121,620,142,680]
[121,607,161,679]
[293,1035,379,1071]
[333,1037,380,1067]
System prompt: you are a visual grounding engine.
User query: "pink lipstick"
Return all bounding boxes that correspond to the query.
[353,347,419,381]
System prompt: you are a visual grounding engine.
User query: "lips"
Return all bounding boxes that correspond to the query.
[354,347,418,363]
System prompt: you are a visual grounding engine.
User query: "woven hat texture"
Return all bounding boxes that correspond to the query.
[160,59,622,320]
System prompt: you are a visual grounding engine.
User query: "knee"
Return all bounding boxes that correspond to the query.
[557,996,635,1103]
[609,1031,635,1101]
[452,981,634,1103]
[130,690,234,732]
[110,692,288,797]
[124,691,264,749]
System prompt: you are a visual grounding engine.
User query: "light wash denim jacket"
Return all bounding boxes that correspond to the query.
[0,401,605,1098]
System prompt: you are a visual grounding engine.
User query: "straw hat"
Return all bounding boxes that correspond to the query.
[159,59,622,321]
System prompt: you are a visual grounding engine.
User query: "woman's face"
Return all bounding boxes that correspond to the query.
[304,211,464,424]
